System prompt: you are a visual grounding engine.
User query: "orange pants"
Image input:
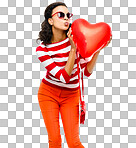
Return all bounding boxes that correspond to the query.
[37,81,85,148]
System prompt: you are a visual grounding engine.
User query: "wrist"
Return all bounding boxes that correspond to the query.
[71,48,76,52]
[97,49,101,52]
[94,50,100,55]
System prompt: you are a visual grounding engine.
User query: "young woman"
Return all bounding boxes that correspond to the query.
[36,2,111,148]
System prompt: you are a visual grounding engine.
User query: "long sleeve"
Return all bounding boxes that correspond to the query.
[79,53,93,77]
[36,46,71,83]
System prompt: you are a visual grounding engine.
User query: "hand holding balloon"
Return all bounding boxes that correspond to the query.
[67,27,77,51]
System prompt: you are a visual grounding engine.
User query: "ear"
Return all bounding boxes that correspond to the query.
[48,18,53,25]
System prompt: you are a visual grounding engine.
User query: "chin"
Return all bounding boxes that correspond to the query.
[64,26,69,30]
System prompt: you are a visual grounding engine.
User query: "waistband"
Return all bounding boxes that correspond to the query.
[39,81,80,98]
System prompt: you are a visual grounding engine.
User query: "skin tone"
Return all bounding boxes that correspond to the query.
[47,5,112,76]
[48,6,76,50]
[48,6,77,76]
[48,6,70,43]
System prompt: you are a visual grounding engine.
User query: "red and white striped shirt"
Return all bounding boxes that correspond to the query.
[36,37,92,90]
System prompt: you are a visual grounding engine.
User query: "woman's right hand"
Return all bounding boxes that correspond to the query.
[67,28,77,51]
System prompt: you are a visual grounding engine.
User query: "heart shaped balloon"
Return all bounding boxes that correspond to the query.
[71,18,112,58]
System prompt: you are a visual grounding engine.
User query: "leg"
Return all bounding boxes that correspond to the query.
[38,83,62,148]
[59,91,85,148]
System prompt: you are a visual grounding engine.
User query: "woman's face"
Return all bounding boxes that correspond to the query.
[49,6,71,31]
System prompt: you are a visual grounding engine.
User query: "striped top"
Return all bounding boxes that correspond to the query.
[36,37,92,90]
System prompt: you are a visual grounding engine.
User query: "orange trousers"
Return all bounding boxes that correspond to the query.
[37,81,85,148]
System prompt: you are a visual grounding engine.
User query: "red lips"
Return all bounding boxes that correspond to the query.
[64,22,69,26]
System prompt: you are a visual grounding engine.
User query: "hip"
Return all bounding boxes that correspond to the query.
[38,81,80,98]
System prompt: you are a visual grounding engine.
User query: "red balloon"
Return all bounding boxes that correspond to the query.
[71,18,112,58]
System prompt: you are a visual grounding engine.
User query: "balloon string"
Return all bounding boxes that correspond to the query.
[81,70,84,99]
[76,50,84,103]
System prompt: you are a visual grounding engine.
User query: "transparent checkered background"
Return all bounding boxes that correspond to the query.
[0,0,136,148]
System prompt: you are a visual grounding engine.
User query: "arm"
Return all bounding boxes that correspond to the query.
[65,27,77,76]
[64,48,76,76]
[79,53,93,77]
[86,34,112,74]
[36,46,71,83]
[86,50,101,74]
[79,52,100,77]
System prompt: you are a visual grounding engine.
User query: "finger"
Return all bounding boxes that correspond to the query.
[69,27,71,32]
[67,31,70,37]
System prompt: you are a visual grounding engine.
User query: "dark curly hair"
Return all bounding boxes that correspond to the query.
[36,2,69,46]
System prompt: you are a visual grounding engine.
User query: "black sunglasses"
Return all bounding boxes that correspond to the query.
[52,11,73,19]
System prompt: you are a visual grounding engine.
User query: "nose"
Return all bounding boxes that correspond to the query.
[64,14,68,20]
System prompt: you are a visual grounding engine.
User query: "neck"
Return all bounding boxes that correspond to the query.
[51,26,67,43]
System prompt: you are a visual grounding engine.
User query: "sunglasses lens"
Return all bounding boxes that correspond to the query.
[57,12,73,19]
[58,12,65,18]
[67,13,72,18]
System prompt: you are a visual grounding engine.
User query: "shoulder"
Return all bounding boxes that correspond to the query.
[36,42,48,52]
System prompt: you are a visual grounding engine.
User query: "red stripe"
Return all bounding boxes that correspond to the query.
[46,62,56,71]
[61,68,71,83]
[55,69,62,80]
[42,40,71,51]
[36,46,47,52]
[52,50,70,58]
[54,62,66,67]
[38,54,50,62]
